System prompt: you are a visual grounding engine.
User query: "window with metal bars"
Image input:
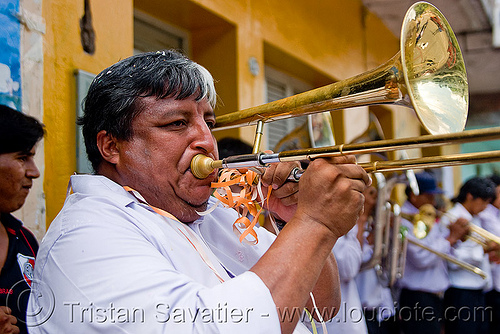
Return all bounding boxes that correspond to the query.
[264,67,311,151]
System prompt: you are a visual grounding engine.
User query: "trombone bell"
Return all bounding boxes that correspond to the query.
[401,204,437,239]
[400,2,468,135]
[213,2,468,136]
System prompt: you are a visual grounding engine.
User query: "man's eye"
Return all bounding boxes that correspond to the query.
[164,120,186,128]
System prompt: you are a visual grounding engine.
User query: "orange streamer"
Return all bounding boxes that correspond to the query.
[211,169,272,244]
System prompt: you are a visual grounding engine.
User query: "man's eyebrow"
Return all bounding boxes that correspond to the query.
[16,150,35,156]
[155,107,215,119]
[153,110,190,122]
[158,109,186,117]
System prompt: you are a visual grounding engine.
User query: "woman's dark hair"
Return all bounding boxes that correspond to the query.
[78,49,216,172]
[452,176,496,204]
[0,105,44,154]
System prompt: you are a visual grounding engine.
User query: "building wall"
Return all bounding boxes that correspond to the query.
[12,0,46,240]
[38,0,418,230]
[42,0,133,228]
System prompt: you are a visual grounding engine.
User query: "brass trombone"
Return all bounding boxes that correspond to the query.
[213,2,467,136]
[404,204,500,247]
[399,204,495,279]
[190,2,500,179]
[189,2,500,285]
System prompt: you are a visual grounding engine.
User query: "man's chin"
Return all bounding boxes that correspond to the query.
[188,188,212,206]
[190,200,208,211]
[176,200,209,224]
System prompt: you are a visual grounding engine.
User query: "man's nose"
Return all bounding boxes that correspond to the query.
[192,122,216,153]
[26,158,40,179]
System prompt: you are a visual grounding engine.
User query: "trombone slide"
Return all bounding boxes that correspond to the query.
[191,127,500,179]
[469,224,500,246]
[191,148,500,180]
[406,237,487,279]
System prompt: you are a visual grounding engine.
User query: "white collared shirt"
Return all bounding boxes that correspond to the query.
[397,201,451,293]
[440,202,491,290]
[27,175,312,333]
[325,225,368,334]
[478,203,500,292]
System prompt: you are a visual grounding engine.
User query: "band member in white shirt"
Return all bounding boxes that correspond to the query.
[441,176,496,334]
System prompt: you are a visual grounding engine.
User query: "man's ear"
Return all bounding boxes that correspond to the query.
[96,130,120,165]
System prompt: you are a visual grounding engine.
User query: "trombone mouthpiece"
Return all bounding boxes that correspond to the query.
[191,154,217,179]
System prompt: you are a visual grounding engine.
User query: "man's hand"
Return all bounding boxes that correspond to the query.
[0,307,19,334]
[293,155,370,239]
[448,218,470,245]
[260,161,301,223]
[485,241,500,264]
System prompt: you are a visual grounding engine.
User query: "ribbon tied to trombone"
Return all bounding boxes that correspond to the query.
[199,168,272,245]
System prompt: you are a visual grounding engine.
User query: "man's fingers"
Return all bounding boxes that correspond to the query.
[312,159,371,187]
[0,307,11,315]
[271,181,299,205]
[261,161,301,188]
[322,154,357,165]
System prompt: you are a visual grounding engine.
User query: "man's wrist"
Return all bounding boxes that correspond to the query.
[447,236,459,246]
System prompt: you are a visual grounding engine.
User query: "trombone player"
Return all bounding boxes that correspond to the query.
[478,175,500,334]
[442,176,497,334]
[397,172,469,334]
[27,49,372,334]
[356,186,399,334]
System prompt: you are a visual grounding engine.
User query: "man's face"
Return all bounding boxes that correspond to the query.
[492,185,500,209]
[411,192,436,209]
[0,148,40,213]
[114,95,218,223]
[468,197,491,216]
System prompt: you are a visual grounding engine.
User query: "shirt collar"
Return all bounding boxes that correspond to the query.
[69,174,137,208]
[0,212,23,234]
[453,202,474,220]
[69,175,218,225]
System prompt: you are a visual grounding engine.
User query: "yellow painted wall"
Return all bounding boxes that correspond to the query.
[43,0,134,226]
[135,0,400,142]
[43,0,400,227]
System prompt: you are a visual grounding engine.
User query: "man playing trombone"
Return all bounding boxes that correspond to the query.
[478,174,500,334]
[27,50,371,334]
[397,172,469,334]
[441,176,496,334]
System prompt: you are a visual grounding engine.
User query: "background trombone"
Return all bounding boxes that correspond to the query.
[400,203,489,280]
[404,204,500,248]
